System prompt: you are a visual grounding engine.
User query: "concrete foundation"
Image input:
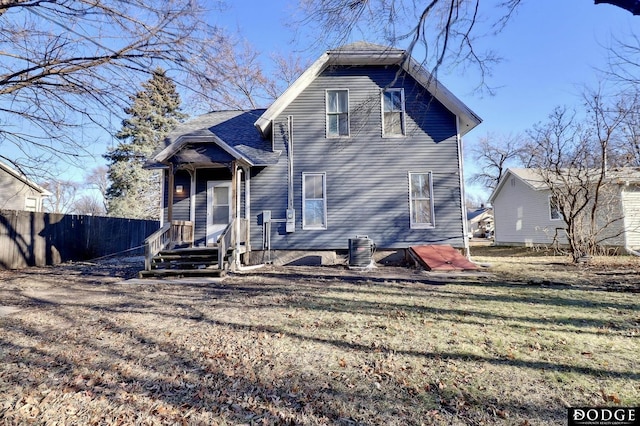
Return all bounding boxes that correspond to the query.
[246,249,409,267]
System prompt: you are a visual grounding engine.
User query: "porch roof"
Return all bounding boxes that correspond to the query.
[151,109,281,167]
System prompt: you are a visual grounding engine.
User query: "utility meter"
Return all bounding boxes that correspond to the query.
[285,208,295,233]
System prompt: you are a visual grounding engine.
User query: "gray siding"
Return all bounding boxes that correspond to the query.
[162,169,192,224]
[249,65,465,250]
[492,175,567,246]
[0,168,45,211]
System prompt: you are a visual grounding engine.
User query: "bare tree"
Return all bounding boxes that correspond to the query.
[0,0,226,176]
[296,0,516,92]
[41,179,81,214]
[468,132,526,191]
[190,39,309,110]
[85,166,109,213]
[71,195,107,216]
[525,89,634,261]
[296,1,638,93]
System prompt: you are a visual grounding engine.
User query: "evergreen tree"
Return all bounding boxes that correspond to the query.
[105,68,187,219]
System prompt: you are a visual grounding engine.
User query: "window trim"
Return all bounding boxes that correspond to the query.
[325,89,350,138]
[549,194,561,221]
[381,88,406,137]
[409,171,435,229]
[24,196,39,212]
[302,172,327,230]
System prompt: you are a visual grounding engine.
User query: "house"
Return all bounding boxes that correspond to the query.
[144,42,482,270]
[0,161,50,212]
[489,167,640,251]
[467,206,493,238]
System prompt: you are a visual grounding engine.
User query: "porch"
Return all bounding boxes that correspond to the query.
[139,218,248,278]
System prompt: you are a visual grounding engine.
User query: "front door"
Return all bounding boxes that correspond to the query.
[206,181,232,245]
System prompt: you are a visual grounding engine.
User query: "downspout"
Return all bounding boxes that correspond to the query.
[456,116,471,259]
[288,115,294,211]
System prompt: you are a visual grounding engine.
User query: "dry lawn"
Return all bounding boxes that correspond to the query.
[0,249,638,425]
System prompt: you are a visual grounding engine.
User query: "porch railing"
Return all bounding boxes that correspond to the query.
[217,218,248,270]
[170,220,194,248]
[143,220,194,271]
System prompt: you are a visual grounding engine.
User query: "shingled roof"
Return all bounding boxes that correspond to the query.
[151,109,280,167]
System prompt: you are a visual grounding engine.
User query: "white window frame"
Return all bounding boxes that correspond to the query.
[409,171,435,229]
[549,195,561,221]
[325,89,350,138]
[381,88,405,137]
[302,172,327,230]
[24,196,38,212]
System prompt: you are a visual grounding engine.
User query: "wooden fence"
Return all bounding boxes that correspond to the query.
[0,210,160,269]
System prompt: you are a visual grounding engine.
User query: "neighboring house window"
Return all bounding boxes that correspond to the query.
[303,172,327,229]
[382,88,405,136]
[24,196,38,212]
[326,89,349,137]
[549,195,561,220]
[409,172,435,228]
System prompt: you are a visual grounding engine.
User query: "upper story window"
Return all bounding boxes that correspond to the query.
[326,89,349,137]
[382,88,405,136]
[409,171,435,228]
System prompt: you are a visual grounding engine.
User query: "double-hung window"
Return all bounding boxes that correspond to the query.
[303,172,327,229]
[409,172,435,228]
[326,89,349,137]
[549,195,561,220]
[382,88,405,136]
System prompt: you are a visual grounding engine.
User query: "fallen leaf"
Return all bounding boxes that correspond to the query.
[600,389,621,404]
[338,358,346,368]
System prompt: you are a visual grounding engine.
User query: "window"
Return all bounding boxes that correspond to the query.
[303,173,327,229]
[24,197,38,212]
[326,89,349,137]
[382,88,405,136]
[549,195,561,220]
[409,172,435,228]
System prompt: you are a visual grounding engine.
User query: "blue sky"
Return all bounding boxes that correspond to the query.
[9,1,634,200]
[213,0,638,200]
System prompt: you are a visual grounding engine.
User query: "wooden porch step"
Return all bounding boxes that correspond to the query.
[139,268,226,279]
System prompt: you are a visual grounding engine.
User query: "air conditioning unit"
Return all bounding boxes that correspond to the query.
[348,235,374,267]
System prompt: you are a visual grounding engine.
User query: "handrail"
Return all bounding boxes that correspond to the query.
[217,218,248,270]
[217,220,234,270]
[143,220,193,271]
[143,223,171,271]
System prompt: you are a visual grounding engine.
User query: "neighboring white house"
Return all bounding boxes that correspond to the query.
[467,206,493,238]
[0,161,50,212]
[488,168,640,250]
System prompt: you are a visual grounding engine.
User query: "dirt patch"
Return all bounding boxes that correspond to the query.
[0,254,638,425]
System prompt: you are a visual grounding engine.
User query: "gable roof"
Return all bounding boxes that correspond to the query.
[254,42,482,137]
[488,167,640,203]
[0,161,51,196]
[151,109,281,167]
